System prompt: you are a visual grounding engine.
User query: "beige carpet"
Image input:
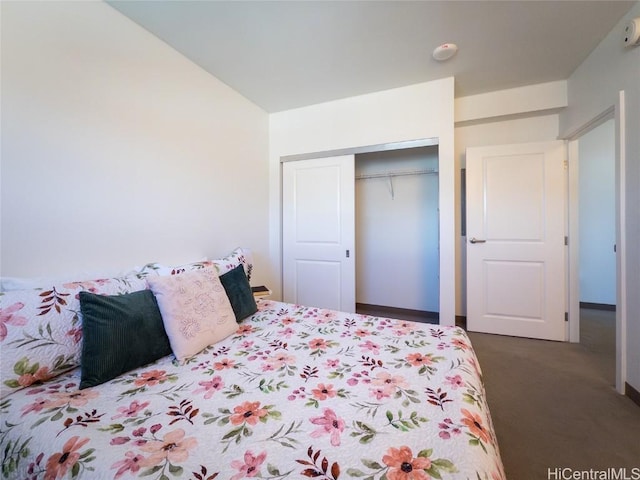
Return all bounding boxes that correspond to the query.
[468,309,640,479]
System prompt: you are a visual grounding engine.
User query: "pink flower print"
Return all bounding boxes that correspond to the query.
[47,389,99,408]
[359,340,380,354]
[44,436,90,480]
[382,445,431,480]
[230,450,267,480]
[405,353,433,367]
[325,359,340,369]
[139,428,197,467]
[21,397,50,416]
[264,353,295,371]
[17,366,53,388]
[392,321,417,336]
[354,328,371,337]
[280,316,296,325]
[308,338,329,350]
[316,310,337,324]
[112,400,150,419]
[278,327,295,338]
[237,324,255,336]
[134,370,169,388]
[312,383,337,401]
[372,372,408,393]
[370,386,392,400]
[445,374,464,389]
[309,408,345,446]
[452,337,470,350]
[0,302,27,341]
[213,358,235,370]
[230,401,268,426]
[112,451,146,478]
[194,376,224,399]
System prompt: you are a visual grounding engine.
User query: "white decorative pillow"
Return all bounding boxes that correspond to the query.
[146,268,238,362]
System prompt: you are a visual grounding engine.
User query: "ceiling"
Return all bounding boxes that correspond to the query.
[108,0,637,113]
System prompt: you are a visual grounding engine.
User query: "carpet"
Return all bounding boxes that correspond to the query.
[468,309,640,479]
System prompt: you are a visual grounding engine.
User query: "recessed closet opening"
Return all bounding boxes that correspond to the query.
[354,145,440,323]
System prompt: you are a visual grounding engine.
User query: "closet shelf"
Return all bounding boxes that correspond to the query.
[355,168,438,180]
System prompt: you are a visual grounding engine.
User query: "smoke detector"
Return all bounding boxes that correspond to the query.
[433,43,458,61]
[623,18,640,47]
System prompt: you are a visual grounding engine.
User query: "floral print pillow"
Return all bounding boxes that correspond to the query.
[0,275,147,399]
[210,247,254,281]
[135,248,254,282]
[134,259,214,278]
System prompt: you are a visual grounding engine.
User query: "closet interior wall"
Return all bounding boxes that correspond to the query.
[355,146,440,316]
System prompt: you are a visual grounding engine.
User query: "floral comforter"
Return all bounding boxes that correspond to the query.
[1,300,505,480]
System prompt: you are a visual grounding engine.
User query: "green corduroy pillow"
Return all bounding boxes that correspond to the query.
[220,264,258,321]
[79,289,172,389]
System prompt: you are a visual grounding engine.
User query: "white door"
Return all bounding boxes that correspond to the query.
[282,155,355,312]
[466,141,567,341]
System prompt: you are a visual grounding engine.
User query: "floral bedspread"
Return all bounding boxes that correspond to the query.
[1,300,505,480]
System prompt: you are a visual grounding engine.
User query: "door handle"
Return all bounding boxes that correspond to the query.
[469,237,486,244]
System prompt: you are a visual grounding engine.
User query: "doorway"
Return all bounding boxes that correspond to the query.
[577,118,616,385]
[355,146,440,322]
[565,92,626,394]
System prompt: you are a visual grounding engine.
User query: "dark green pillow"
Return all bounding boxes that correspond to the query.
[79,289,172,389]
[220,264,258,321]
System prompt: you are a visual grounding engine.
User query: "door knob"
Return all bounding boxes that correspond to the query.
[469,237,486,244]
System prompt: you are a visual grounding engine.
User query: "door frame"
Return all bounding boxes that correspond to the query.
[563,90,626,394]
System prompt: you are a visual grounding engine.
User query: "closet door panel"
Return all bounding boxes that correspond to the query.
[282,155,355,312]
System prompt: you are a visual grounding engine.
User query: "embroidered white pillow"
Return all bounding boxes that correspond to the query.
[146,268,238,362]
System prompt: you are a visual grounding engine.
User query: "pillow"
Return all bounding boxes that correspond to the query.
[136,248,254,282]
[1,268,138,292]
[211,247,254,281]
[78,290,172,389]
[135,259,214,278]
[0,274,148,399]
[147,268,238,362]
[220,264,258,321]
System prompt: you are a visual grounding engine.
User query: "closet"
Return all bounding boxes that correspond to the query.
[282,143,440,320]
[355,146,440,320]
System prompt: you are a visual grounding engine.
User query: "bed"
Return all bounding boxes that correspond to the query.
[1,251,505,480]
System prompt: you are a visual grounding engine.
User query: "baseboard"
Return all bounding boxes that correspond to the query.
[355,303,439,320]
[580,302,616,311]
[625,382,640,408]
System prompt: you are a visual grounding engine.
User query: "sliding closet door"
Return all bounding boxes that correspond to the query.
[282,155,355,312]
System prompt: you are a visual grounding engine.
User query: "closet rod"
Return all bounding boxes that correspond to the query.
[355,168,438,180]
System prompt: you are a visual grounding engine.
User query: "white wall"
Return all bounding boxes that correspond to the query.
[454,82,567,315]
[578,119,616,305]
[0,2,272,286]
[270,78,456,325]
[560,1,640,392]
[355,147,439,312]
